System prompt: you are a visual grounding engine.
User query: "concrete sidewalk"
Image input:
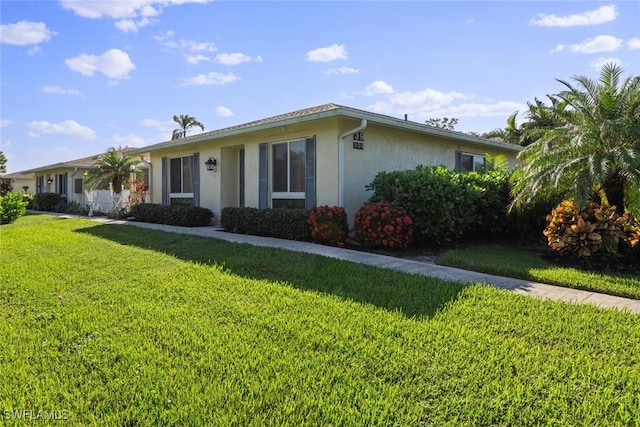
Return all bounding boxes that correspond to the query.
[75,215,640,314]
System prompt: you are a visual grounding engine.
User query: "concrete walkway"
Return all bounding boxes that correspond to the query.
[74,216,640,314]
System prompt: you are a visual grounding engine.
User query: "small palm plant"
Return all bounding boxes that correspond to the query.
[172,114,205,140]
[84,148,140,194]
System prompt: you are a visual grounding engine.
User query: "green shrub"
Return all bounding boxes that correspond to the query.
[0,191,28,224]
[221,207,310,241]
[353,202,413,249]
[129,203,213,227]
[307,206,349,247]
[22,193,34,209]
[543,200,639,262]
[32,193,65,211]
[107,207,130,220]
[367,166,510,244]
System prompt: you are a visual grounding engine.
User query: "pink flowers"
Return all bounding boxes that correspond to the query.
[353,202,413,249]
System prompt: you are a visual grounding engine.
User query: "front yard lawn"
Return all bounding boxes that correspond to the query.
[438,243,640,300]
[1,215,639,425]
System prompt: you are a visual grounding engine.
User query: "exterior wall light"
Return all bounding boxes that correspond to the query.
[47,178,53,184]
[204,157,217,171]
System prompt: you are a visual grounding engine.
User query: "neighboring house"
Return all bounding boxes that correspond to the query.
[12,148,148,210]
[130,103,522,223]
[0,172,36,193]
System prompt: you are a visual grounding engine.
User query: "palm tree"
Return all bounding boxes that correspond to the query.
[84,148,140,194]
[511,64,640,214]
[483,111,522,145]
[172,114,205,140]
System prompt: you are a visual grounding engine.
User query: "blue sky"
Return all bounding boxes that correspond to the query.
[1,1,638,173]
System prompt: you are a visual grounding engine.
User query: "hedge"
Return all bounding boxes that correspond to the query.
[221,207,310,241]
[130,203,213,227]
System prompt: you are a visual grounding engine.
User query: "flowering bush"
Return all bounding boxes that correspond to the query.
[307,205,349,246]
[543,200,638,260]
[353,202,413,249]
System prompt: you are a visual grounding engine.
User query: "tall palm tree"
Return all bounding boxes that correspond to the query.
[172,114,205,140]
[511,64,640,214]
[84,148,140,194]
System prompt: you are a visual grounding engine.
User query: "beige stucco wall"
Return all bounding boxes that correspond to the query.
[146,116,520,224]
[147,118,344,223]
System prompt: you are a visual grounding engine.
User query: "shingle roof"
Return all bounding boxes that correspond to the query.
[10,147,139,174]
[131,102,522,154]
[0,172,34,180]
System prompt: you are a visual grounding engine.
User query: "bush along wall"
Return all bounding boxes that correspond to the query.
[130,203,213,227]
[366,166,511,244]
[307,205,349,247]
[221,207,310,241]
[32,193,66,211]
[353,202,413,249]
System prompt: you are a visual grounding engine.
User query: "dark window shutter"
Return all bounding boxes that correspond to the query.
[161,157,168,205]
[455,151,462,171]
[192,153,200,207]
[305,136,316,210]
[258,143,268,209]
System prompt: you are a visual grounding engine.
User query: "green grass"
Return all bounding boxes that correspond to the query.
[1,214,640,425]
[438,244,640,300]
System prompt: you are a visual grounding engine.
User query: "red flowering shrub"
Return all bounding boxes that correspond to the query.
[307,205,349,246]
[353,202,413,249]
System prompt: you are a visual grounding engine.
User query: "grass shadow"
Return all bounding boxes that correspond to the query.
[77,223,468,319]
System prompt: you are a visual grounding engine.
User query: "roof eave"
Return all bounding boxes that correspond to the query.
[130,105,521,154]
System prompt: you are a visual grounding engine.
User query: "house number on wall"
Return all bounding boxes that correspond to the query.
[352,131,364,150]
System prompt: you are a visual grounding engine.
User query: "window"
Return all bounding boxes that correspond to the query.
[56,173,68,196]
[74,178,83,194]
[36,176,44,194]
[170,156,194,195]
[272,140,305,208]
[458,152,485,172]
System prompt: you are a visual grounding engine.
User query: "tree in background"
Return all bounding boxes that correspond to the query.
[0,151,7,173]
[511,64,640,214]
[172,114,205,140]
[84,148,140,194]
[425,117,458,131]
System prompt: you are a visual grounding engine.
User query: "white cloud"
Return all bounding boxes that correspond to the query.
[214,52,262,65]
[185,54,210,64]
[428,101,527,118]
[628,38,640,50]
[553,35,622,54]
[363,80,394,95]
[325,66,359,75]
[590,57,622,70]
[60,0,211,32]
[306,44,347,62]
[367,87,471,119]
[0,21,56,46]
[65,49,136,79]
[140,118,174,131]
[27,120,97,140]
[42,86,81,95]
[160,35,216,52]
[113,133,149,147]
[0,119,11,127]
[531,4,617,27]
[216,106,234,117]
[180,72,239,86]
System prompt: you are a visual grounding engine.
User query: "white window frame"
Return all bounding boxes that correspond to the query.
[271,139,305,203]
[169,155,194,199]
